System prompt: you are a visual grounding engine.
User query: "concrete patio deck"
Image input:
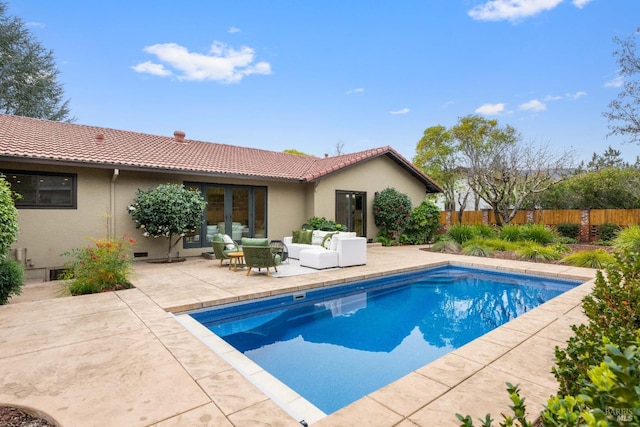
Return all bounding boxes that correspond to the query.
[1,245,596,427]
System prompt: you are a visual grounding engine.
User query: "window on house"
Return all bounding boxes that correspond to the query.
[3,171,77,208]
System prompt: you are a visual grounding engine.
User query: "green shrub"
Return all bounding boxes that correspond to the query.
[470,223,497,239]
[557,236,578,244]
[62,235,136,295]
[461,241,494,257]
[561,249,615,269]
[446,224,477,244]
[302,216,345,231]
[0,259,24,304]
[553,250,640,396]
[402,199,441,244]
[459,337,640,426]
[598,222,621,242]
[0,175,19,257]
[612,224,640,253]
[431,237,461,253]
[520,224,557,245]
[515,243,561,262]
[473,238,510,252]
[498,224,522,242]
[373,188,412,239]
[552,242,571,254]
[555,222,580,240]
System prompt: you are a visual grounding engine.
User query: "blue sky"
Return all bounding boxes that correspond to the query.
[9,0,640,163]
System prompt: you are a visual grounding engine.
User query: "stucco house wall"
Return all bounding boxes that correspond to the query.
[0,114,441,281]
[6,162,317,280]
[312,156,430,238]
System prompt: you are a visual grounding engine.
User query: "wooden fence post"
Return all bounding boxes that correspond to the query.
[482,209,489,225]
[579,209,590,243]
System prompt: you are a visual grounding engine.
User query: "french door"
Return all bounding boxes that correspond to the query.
[335,191,366,237]
[184,183,267,248]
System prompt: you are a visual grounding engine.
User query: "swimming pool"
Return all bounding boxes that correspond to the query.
[187,265,580,418]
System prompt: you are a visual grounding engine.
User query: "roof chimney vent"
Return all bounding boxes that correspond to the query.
[95,133,105,144]
[324,153,329,158]
[174,130,186,143]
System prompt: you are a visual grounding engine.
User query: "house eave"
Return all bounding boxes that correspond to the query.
[0,156,301,183]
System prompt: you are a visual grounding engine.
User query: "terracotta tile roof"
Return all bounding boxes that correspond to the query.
[0,114,441,191]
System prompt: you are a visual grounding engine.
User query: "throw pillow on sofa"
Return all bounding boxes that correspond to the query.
[222,234,236,250]
[292,230,302,243]
[301,230,313,245]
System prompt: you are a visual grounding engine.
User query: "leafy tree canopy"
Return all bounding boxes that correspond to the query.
[537,167,640,209]
[127,184,206,262]
[576,145,639,173]
[0,2,73,121]
[603,27,640,144]
[415,115,575,225]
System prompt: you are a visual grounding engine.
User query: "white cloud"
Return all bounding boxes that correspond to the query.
[25,21,45,28]
[475,103,506,115]
[605,75,624,88]
[132,41,272,83]
[389,108,410,115]
[131,61,172,77]
[228,27,241,33]
[572,0,593,8]
[567,91,587,99]
[519,99,547,112]
[346,88,364,95]
[469,0,595,22]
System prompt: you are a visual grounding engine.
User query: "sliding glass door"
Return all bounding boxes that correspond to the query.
[184,183,267,248]
[336,190,366,237]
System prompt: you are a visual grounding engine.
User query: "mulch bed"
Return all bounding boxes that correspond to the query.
[0,406,57,427]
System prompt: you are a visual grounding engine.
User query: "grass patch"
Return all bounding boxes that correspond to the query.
[561,249,615,268]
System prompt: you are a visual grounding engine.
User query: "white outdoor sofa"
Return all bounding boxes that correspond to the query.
[283,230,367,269]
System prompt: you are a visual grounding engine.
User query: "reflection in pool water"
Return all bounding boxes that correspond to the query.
[190,265,579,415]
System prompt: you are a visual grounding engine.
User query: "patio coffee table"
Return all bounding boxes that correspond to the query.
[227,251,245,271]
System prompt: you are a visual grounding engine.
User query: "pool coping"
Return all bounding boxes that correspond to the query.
[2,246,597,426]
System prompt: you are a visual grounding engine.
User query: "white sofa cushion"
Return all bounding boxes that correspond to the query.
[300,248,339,269]
[222,234,236,249]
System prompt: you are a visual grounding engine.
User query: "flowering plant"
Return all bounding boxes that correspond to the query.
[373,187,412,238]
[62,235,136,295]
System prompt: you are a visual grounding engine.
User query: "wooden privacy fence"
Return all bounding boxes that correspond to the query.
[439,209,640,242]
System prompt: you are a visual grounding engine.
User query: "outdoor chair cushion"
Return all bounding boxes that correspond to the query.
[241,241,281,276]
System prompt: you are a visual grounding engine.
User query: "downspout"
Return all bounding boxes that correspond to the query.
[110,169,119,237]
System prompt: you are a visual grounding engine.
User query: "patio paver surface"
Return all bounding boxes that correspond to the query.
[1,245,596,426]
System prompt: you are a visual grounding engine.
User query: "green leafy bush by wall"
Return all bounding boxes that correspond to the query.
[0,175,23,304]
[556,222,580,240]
[373,187,412,239]
[302,217,345,231]
[401,199,440,244]
[598,222,621,243]
[0,259,24,304]
[0,175,19,256]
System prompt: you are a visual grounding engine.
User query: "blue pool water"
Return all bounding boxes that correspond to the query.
[189,265,580,415]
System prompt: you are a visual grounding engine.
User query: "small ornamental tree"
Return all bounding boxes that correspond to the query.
[373,187,412,240]
[127,184,206,262]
